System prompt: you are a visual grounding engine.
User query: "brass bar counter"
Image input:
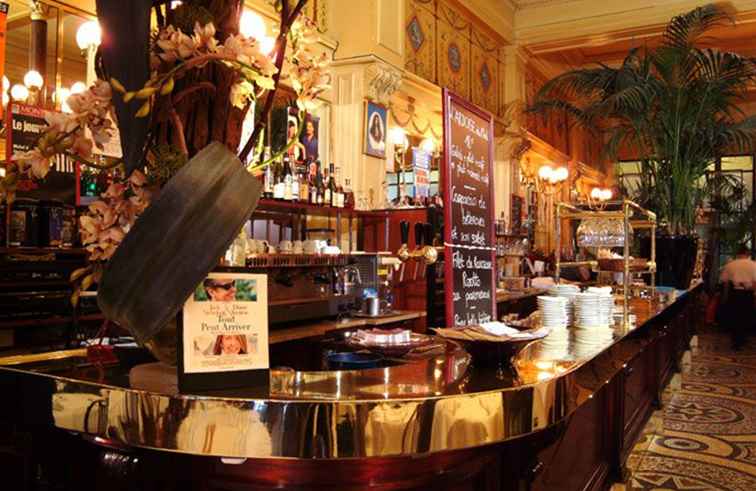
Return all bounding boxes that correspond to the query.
[0,287,699,462]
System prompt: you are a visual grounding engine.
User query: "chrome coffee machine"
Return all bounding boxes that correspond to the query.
[244,253,380,327]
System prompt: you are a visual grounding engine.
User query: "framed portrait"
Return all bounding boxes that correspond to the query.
[364,101,387,159]
[299,113,320,162]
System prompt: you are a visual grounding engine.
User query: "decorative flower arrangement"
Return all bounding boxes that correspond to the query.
[1,1,328,307]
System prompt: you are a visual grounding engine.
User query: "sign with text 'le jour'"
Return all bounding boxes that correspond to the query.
[442,89,496,327]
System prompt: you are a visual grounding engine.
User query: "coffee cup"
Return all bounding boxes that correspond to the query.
[303,240,318,254]
[280,240,293,254]
[293,240,304,254]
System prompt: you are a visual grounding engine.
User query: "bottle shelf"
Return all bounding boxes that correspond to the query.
[254,198,358,218]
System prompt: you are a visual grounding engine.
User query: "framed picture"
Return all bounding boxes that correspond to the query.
[299,112,320,162]
[364,101,387,158]
[178,271,269,392]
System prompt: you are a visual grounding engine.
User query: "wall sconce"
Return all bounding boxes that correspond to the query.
[23,70,43,105]
[389,127,409,203]
[240,10,266,40]
[389,127,409,170]
[588,187,613,210]
[77,20,101,85]
[532,164,569,195]
[70,81,87,95]
[10,84,29,103]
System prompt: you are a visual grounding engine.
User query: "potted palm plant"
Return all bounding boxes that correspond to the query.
[529,3,756,288]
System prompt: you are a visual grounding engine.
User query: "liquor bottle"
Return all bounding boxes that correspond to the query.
[309,160,318,204]
[272,158,285,200]
[334,166,344,208]
[282,156,293,201]
[291,161,300,202]
[344,178,355,209]
[299,165,309,202]
[262,147,273,199]
[327,163,337,207]
[322,164,331,206]
[263,164,274,199]
[316,162,325,206]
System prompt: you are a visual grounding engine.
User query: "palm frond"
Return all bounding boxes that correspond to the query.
[662,4,732,52]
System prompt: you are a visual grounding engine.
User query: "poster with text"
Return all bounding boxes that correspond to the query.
[182,272,269,374]
[442,89,496,327]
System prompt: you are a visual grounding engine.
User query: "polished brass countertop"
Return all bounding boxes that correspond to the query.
[0,288,696,459]
[269,310,427,344]
[495,288,546,303]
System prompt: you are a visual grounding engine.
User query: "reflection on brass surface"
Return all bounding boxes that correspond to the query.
[0,291,695,459]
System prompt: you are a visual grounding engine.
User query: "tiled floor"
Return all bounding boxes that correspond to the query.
[614,329,756,491]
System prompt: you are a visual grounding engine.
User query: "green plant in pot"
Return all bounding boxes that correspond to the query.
[0,0,328,363]
[528,3,756,289]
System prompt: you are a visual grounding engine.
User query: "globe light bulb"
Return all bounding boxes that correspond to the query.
[538,165,553,181]
[58,87,72,113]
[10,84,29,102]
[240,10,266,40]
[70,81,87,94]
[259,36,276,56]
[601,188,613,201]
[554,166,568,182]
[591,188,602,199]
[420,137,436,154]
[2,76,9,91]
[389,127,408,148]
[23,70,43,89]
[76,20,102,50]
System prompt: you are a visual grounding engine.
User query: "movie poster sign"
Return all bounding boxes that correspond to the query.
[442,89,496,327]
[179,272,269,391]
[9,103,77,203]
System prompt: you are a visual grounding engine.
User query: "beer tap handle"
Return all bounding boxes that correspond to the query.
[424,223,434,247]
[414,222,425,248]
[400,220,409,245]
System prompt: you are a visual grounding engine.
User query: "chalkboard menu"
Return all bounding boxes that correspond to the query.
[442,89,496,327]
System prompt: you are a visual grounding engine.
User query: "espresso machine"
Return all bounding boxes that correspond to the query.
[244,253,382,327]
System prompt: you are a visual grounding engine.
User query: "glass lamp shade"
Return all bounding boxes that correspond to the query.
[576,218,632,248]
[76,20,102,50]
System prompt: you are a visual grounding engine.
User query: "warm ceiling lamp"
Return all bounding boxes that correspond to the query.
[70,81,87,94]
[420,137,436,154]
[76,20,102,50]
[240,10,266,40]
[10,84,29,102]
[23,70,43,89]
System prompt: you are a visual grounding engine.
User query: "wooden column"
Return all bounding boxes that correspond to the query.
[29,1,47,82]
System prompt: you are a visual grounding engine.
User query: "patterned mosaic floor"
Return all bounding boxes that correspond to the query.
[619,329,756,491]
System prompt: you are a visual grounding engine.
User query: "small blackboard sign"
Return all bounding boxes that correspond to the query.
[178,271,270,392]
[442,89,496,327]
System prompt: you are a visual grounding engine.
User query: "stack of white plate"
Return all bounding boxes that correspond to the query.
[573,327,615,357]
[574,292,615,328]
[539,327,570,359]
[547,284,580,324]
[537,296,570,329]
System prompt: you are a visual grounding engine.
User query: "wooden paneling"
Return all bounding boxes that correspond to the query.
[405,0,437,83]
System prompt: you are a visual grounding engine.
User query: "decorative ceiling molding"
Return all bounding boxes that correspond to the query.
[515,1,756,49]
